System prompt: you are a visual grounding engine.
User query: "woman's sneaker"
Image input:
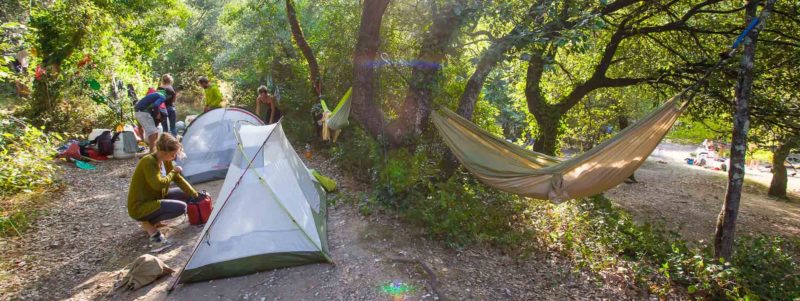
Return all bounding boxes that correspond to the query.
[149,231,170,245]
[149,231,172,253]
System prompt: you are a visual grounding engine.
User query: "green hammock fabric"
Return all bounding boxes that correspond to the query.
[310,169,337,192]
[324,87,352,131]
[432,95,687,202]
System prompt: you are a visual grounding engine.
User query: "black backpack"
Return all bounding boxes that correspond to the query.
[92,131,115,156]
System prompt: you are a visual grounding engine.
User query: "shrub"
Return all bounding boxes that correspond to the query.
[326,126,380,182]
[403,171,527,248]
[0,115,60,196]
[0,114,61,237]
[519,195,800,299]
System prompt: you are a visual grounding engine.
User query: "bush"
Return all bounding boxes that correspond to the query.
[403,171,527,248]
[519,195,800,299]
[326,126,381,182]
[0,115,61,237]
[0,115,60,196]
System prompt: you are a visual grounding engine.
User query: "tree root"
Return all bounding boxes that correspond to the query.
[388,256,448,301]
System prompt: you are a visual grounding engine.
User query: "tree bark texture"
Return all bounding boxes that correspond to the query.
[714,0,772,260]
[286,0,322,99]
[525,51,562,155]
[385,1,469,147]
[351,0,391,140]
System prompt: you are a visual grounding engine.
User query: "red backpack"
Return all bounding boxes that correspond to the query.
[187,191,213,226]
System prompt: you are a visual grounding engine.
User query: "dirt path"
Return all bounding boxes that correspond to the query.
[1,153,636,301]
[606,142,800,243]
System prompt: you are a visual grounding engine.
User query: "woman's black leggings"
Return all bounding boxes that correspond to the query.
[139,188,188,224]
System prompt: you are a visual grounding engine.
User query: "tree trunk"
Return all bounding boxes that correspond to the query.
[385,1,469,147]
[351,0,391,139]
[525,51,562,156]
[531,111,561,155]
[714,0,770,260]
[618,114,638,182]
[286,0,322,99]
[618,115,630,130]
[768,135,799,198]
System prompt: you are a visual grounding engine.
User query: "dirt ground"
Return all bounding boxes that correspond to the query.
[2,142,798,300]
[606,142,800,243]
[1,152,638,301]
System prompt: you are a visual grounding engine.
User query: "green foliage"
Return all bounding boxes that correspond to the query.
[668,117,731,144]
[0,114,59,237]
[404,172,527,248]
[23,0,188,132]
[0,115,60,197]
[517,195,799,299]
[362,159,800,299]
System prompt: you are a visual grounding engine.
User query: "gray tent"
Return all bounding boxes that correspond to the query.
[175,123,331,284]
[177,107,264,184]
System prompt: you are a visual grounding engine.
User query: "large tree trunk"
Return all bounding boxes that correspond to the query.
[532,110,562,155]
[385,1,469,147]
[768,135,799,198]
[351,0,391,139]
[714,0,771,260]
[286,0,322,99]
[525,51,563,156]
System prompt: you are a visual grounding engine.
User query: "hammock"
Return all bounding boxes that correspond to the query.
[432,95,687,202]
[320,87,352,142]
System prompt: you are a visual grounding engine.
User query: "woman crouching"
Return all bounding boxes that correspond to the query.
[127,133,198,246]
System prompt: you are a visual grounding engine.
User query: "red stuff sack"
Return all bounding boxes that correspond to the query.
[186,191,213,225]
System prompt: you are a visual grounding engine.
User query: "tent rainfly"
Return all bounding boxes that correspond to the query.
[175,123,331,284]
[178,107,264,184]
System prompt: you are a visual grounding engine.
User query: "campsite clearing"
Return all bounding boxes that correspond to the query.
[1,143,798,300]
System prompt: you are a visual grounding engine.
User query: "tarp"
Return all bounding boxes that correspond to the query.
[432,96,687,202]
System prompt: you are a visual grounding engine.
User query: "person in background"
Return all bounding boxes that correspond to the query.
[197,76,223,112]
[134,88,167,153]
[127,133,199,246]
[255,85,281,124]
[168,86,181,136]
[157,74,177,136]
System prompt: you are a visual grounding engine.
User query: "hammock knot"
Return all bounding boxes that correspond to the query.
[548,173,569,203]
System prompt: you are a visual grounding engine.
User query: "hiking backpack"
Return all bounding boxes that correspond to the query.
[92,131,114,156]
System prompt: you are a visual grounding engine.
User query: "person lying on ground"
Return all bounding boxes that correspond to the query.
[135,88,167,153]
[127,133,200,246]
[197,76,223,112]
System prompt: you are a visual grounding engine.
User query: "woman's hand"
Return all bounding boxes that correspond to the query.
[173,166,183,174]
